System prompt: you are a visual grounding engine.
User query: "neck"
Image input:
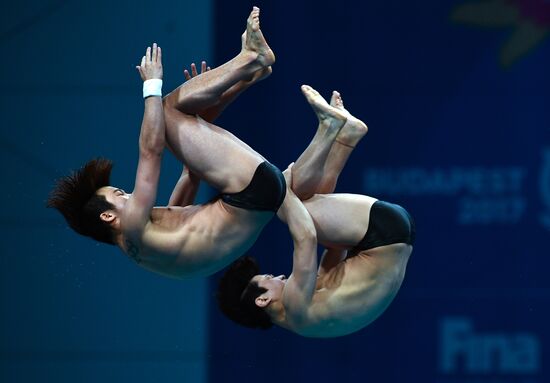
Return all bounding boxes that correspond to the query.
[113,231,125,248]
[267,302,289,329]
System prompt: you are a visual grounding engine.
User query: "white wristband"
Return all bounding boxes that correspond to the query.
[143,79,162,98]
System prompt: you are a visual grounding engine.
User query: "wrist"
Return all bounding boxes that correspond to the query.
[143,79,162,98]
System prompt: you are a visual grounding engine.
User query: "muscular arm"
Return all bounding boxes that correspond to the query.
[168,166,200,207]
[278,171,318,323]
[123,44,165,240]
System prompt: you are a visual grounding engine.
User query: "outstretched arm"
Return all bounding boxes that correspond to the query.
[168,166,200,207]
[278,168,318,323]
[123,43,165,238]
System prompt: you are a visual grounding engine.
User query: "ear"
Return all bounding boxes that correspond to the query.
[255,295,271,308]
[100,211,116,223]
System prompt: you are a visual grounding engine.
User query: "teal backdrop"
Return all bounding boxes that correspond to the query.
[1,1,212,382]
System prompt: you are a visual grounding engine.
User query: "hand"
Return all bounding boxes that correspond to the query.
[282,162,294,188]
[184,61,211,81]
[136,43,163,81]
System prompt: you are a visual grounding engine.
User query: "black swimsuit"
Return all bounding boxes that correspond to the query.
[352,200,416,252]
[221,161,286,212]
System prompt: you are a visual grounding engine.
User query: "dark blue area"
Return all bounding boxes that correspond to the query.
[209,1,549,381]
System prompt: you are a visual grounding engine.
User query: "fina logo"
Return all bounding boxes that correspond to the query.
[439,317,540,375]
[540,148,550,230]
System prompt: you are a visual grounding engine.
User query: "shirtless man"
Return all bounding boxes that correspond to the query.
[47,7,285,279]
[217,87,415,337]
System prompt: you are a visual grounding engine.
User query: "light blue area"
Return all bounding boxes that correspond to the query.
[1,1,211,382]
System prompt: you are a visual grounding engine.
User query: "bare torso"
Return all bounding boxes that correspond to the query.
[293,243,412,337]
[282,193,413,337]
[120,200,273,279]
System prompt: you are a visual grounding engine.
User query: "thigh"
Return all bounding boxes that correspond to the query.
[303,194,377,248]
[163,104,264,193]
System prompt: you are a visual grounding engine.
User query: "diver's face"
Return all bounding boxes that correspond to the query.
[97,186,130,212]
[253,273,287,300]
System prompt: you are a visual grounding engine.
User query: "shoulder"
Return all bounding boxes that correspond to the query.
[118,234,145,265]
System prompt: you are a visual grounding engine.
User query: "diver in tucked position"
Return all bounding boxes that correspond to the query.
[47,8,285,279]
[217,87,415,337]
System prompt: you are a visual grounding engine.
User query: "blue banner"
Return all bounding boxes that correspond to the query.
[209,1,550,382]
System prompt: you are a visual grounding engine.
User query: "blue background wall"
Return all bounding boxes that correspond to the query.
[1,1,549,382]
[208,1,549,382]
[1,1,212,382]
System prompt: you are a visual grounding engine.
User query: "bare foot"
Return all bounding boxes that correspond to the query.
[249,66,272,83]
[240,30,272,82]
[301,85,347,134]
[330,91,368,147]
[242,7,275,67]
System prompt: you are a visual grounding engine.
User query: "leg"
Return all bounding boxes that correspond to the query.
[315,91,369,194]
[318,248,348,277]
[164,66,271,157]
[301,193,376,247]
[163,7,272,174]
[165,67,271,158]
[291,87,368,200]
[197,66,272,122]
[164,107,264,194]
[164,7,274,116]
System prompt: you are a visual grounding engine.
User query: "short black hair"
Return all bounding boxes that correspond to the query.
[47,158,116,245]
[217,256,273,329]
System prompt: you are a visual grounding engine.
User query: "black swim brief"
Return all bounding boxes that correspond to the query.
[352,200,416,252]
[220,161,286,212]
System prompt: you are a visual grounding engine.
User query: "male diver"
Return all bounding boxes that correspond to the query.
[217,87,415,337]
[48,8,286,279]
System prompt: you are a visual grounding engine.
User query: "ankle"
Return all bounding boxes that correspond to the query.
[335,139,355,148]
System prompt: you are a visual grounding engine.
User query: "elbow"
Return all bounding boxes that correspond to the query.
[139,145,163,159]
[139,136,164,156]
[304,225,317,241]
[294,226,317,245]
